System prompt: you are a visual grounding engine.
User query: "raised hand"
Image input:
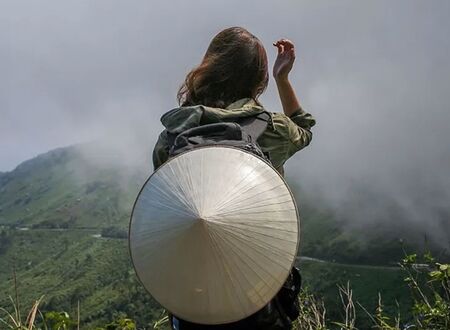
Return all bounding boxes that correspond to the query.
[272,39,296,81]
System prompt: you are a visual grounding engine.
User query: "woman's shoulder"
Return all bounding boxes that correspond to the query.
[266,107,316,132]
[263,111,296,135]
[258,109,315,166]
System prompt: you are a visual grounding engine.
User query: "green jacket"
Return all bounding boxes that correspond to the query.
[152,98,316,176]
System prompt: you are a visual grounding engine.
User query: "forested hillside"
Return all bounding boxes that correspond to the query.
[0,144,448,328]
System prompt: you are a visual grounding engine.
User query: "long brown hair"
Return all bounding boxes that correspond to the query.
[177,26,269,108]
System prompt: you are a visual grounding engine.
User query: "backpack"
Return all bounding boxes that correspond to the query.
[166,111,272,163]
[164,111,302,329]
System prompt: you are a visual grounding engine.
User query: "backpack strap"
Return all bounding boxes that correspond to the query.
[235,111,271,162]
[234,111,271,143]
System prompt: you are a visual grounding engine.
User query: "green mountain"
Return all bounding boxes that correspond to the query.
[0,145,144,229]
[0,145,163,328]
[0,144,447,328]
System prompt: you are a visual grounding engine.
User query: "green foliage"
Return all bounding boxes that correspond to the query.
[0,297,43,330]
[0,146,143,230]
[44,311,77,330]
[0,228,12,254]
[291,252,450,329]
[401,253,450,329]
[0,230,162,329]
[293,287,327,330]
[0,267,44,330]
[1,251,450,329]
[1,146,450,329]
[97,316,136,330]
[100,227,128,239]
[152,310,169,330]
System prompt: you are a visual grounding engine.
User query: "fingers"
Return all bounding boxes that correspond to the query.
[273,38,295,55]
[273,41,284,54]
[281,39,295,51]
[273,39,294,47]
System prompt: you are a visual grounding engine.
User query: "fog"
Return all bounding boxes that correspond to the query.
[1,1,449,243]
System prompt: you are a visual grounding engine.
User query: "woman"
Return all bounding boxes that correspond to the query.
[153,26,315,177]
[152,27,316,329]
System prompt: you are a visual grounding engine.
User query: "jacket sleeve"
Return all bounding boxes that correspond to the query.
[152,129,170,171]
[273,106,316,160]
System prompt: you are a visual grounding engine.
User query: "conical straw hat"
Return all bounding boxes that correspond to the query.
[129,146,300,325]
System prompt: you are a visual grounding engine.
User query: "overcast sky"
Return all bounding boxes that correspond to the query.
[2,1,450,236]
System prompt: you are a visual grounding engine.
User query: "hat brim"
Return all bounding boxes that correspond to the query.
[129,146,300,325]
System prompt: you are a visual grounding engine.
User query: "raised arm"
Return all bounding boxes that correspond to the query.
[271,38,316,162]
[273,39,303,117]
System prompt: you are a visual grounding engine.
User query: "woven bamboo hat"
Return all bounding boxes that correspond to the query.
[129,146,300,325]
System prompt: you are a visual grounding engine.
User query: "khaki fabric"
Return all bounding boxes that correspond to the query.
[152,98,316,175]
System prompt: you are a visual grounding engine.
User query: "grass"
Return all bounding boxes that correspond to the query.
[297,258,411,328]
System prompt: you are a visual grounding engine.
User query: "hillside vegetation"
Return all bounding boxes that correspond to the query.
[0,144,449,328]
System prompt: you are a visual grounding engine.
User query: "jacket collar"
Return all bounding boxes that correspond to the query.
[161,98,267,134]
